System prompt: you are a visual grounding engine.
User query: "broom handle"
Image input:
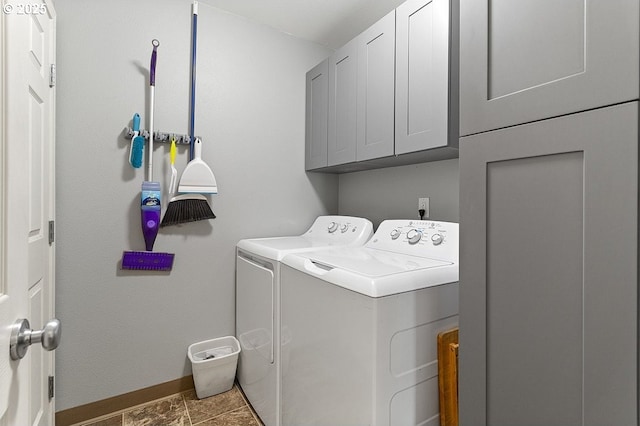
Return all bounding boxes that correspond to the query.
[189,1,198,161]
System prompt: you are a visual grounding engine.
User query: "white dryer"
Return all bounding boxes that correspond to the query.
[280,220,459,426]
[235,216,374,426]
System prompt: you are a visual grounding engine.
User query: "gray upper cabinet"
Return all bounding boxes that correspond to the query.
[460,0,639,136]
[459,102,638,426]
[328,39,358,167]
[305,0,459,173]
[395,0,457,155]
[356,10,395,162]
[305,59,328,170]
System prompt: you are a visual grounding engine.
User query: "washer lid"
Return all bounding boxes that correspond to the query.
[281,247,458,297]
[302,247,452,277]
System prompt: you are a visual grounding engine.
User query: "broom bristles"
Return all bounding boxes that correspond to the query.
[160,196,216,227]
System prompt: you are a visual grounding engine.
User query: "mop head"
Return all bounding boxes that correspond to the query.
[129,113,144,168]
[129,134,145,168]
[160,194,216,227]
[121,251,175,271]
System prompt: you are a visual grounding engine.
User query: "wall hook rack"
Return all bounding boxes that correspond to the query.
[123,127,196,145]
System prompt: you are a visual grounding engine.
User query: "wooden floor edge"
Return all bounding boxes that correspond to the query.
[55,375,194,426]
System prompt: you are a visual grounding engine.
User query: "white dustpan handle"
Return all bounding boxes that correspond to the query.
[193,137,202,159]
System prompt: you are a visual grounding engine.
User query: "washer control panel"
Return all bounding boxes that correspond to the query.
[368,220,458,261]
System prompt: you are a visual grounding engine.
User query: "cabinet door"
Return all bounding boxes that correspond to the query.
[459,102,638,425]
[460,0,639,136]
[305,59,329,170]
[356,10,395,161]
[395,0,450,155]
[328,40,358,166]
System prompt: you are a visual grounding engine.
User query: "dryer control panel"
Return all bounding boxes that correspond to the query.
[302,215,374,245]
[366,220,459,262]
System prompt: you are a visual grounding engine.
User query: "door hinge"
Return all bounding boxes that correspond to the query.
[48,220,55,244]
[48,375,54,400]
[49,64,56,87]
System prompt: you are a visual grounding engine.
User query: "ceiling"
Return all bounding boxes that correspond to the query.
[199,0,406,49]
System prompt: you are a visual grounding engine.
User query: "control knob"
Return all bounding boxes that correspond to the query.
[340,224,349,233]
[406,229,422,244]
[431,233,444,245]
[327,222,338,233]
[390,229,401,240]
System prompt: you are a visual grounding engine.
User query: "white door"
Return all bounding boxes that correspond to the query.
[0,1,57,425]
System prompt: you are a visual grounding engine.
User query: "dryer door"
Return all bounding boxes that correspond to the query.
[237,254,275,368]
[236,253,278,426]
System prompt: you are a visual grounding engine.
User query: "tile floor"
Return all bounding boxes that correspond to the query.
[74,385,263,426]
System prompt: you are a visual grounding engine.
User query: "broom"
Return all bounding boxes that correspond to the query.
[161,0,216,227]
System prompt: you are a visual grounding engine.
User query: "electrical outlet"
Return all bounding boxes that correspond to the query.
[418,197,430,218]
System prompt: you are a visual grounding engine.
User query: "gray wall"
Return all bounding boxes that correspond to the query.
[55,0,335,410]
[55,0,460,411]
[337,159,459,227]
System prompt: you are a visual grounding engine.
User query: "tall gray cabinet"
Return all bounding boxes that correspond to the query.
[458,1,640,425]
[459,0,638,136]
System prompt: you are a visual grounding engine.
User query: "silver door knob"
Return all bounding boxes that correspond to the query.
[10,318,61,360]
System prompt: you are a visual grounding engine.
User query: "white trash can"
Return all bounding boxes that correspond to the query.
[188,336,241,399]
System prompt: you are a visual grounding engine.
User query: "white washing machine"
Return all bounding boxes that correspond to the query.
[280,219,459,426]
[235,216,374,426]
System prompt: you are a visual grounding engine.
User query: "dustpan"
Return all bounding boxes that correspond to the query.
[178,137,218,194]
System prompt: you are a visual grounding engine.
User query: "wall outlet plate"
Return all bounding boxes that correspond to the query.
[418,197,430,218]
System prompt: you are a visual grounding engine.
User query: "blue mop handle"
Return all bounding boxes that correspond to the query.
[189,1,198,160]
